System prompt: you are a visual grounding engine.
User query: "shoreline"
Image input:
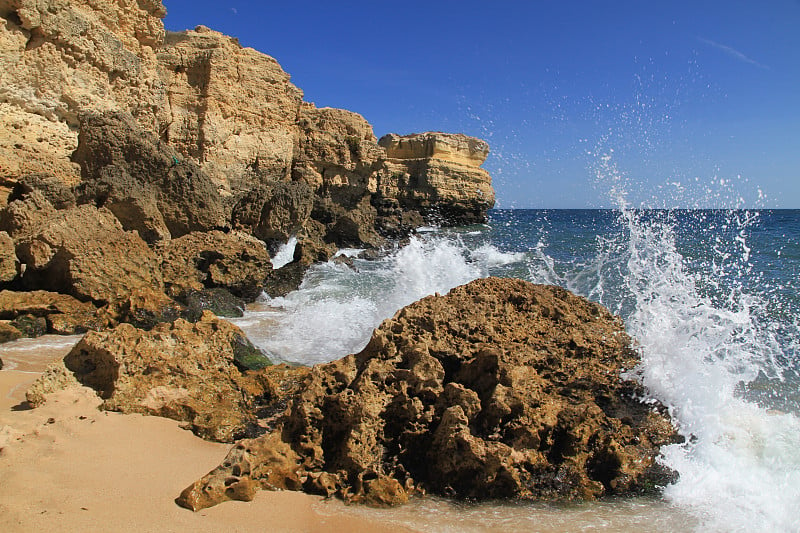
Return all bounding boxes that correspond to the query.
[0,343,416,533]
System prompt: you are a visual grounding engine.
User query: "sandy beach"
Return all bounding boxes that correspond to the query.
[0,341,415,533]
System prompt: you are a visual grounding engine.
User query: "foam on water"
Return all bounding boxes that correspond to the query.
[585,155,800,531]
[614,207,800,532]
[270,236,298,269]
[238,235,496,364]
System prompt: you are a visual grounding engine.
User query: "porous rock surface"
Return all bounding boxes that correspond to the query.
[156,230,272,301]
[0,289,109,336]
[11,202,162,304]
[62,311,277,442]
[178,277,678,510]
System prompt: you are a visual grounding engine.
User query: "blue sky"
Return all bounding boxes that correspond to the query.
[163,1,800,208]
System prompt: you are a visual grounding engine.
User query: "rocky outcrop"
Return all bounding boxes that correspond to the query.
[63,311,275,442]
[377,133,495,226]
[178,278,678,510]
[1,0,494,259]
[11,203,162,304]
[0,0,167,183]
[157,230,272,301]
[231,181,314,245]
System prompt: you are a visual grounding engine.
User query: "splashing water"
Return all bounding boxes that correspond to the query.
[582,153,800,531]
[231,182,800,530]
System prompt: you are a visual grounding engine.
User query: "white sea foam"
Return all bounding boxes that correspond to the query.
[615,207,800,532]
[237,235,493,364]
[585,153,800,531]
[270,236,298,269]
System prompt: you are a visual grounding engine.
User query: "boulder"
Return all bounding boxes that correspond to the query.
[72,111,228,241]
[377,132,495,226]
[180,278,678,510]
[25,360,82,407]
[63,312,274,442]
[182,288,246,320]
[0,190,58,240]
[6,173,76,210]
[111,286,189,330]
[157,230,272,301]
[14,204,162,304]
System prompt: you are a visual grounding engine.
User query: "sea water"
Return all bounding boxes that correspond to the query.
[233,206,800,532]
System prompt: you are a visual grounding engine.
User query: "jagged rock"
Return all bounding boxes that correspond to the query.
[63,311,273,442]
[263,262,307,299]
[157,230,272,301]
[112,286,189,330]
[294,105,386,247]
[293,105,383,191]
[0,231,18,282]
[13,204,162,304]
[231,181,314,244]
[0,190,58,240]
[72,111,228,241]
[7,173,76,210]
[377,132,495,226]
[0,322,22,344]
[0,290,109,335]
[182,278,678,510]
[10,314,46,337]
[25,360,81,407]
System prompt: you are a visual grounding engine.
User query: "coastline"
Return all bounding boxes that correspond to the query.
[0,343,416,533]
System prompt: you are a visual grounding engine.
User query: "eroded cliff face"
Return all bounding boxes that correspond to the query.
[0,0,495,317]
[0,0,493,238]
[157,26,304,193]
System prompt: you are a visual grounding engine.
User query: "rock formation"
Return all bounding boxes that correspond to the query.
[0,0,494,261]
[178,278,678,510]
[62,311,280,442]
[156,230,272,301]
[0,290,110,335]
[377,133,495,226]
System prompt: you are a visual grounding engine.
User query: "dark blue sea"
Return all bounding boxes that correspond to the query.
[234,208,800,532]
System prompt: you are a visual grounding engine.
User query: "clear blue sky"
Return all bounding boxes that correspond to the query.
[163,1,800,209]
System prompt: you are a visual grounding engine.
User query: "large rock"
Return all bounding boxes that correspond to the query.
[231,181,314,245]
[157,230,272,301]
[72,111,228,241]
[0,290,108,335]
[13,204,162,304]
[179,278,678,510]
[377,132,495,226]
[294,105,386,248]
[63,311,275,442]
[0,190,58,240]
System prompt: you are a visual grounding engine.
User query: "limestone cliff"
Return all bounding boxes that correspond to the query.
[0,0,495,307]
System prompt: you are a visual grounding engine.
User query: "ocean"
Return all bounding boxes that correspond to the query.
[233,207,800,532]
